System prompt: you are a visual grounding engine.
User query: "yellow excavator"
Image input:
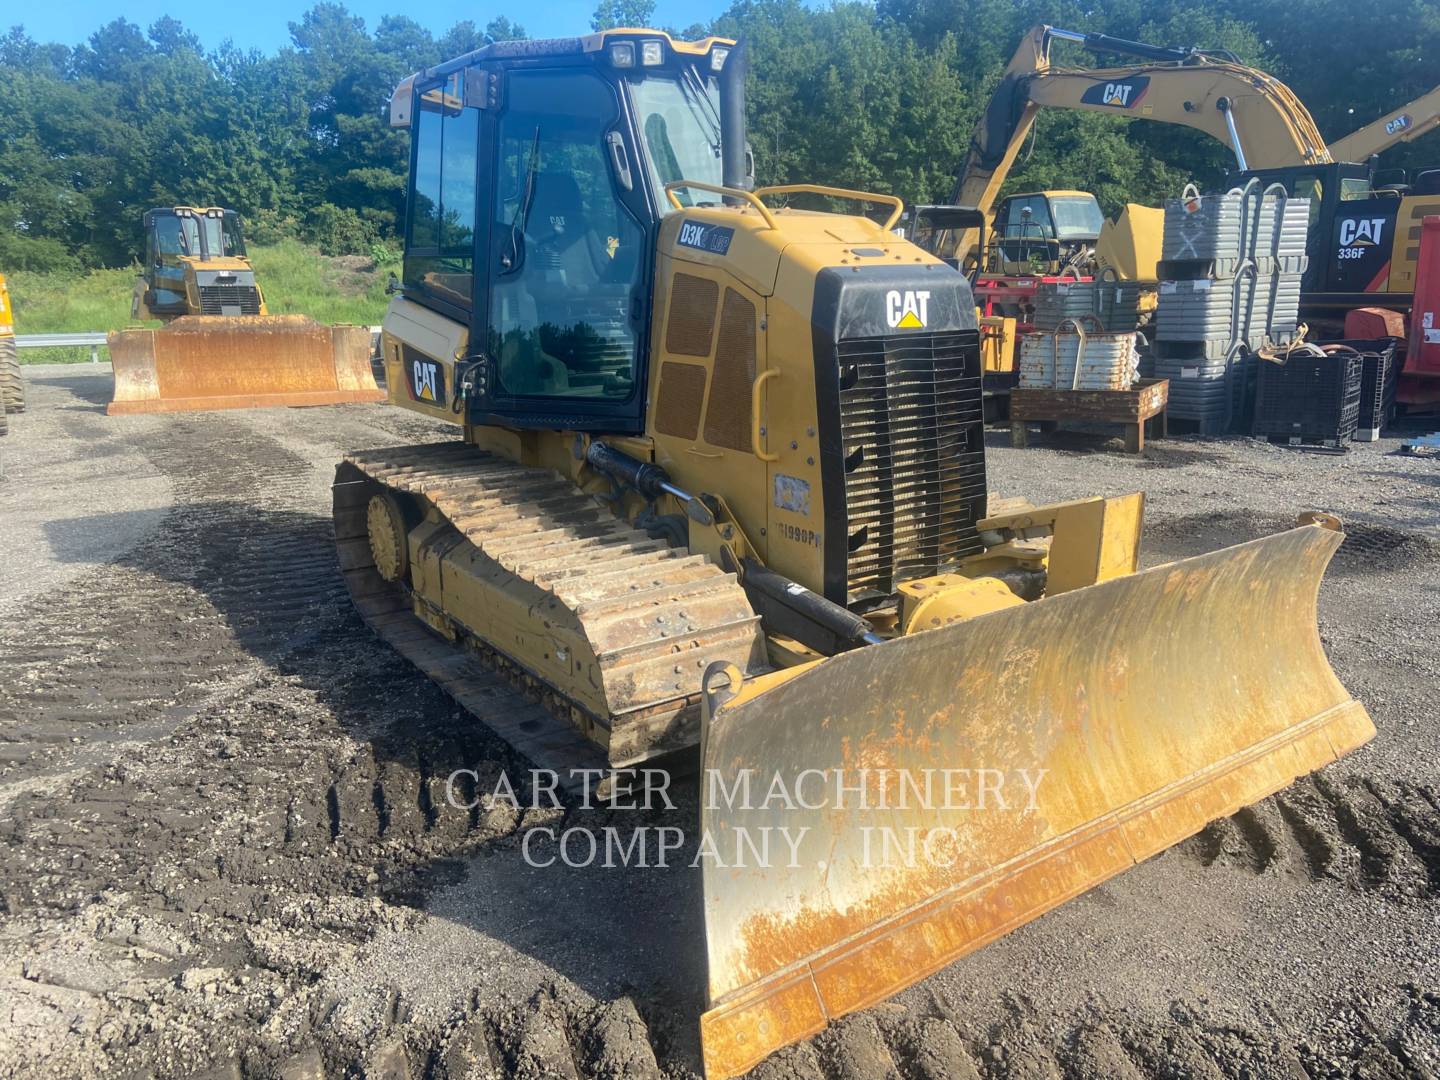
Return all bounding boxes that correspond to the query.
[0,272,20,435]
[946,26,1440,319]
[334,31,1373,1079]
[107,206,383,415]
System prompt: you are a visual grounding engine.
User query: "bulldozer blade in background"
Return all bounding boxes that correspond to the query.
[698,523,1373,1080]
[107,315,383,415]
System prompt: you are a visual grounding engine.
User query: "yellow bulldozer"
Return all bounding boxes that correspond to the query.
[107,206,383,415]
[0,272,21,434]
[334,31,1373,1079]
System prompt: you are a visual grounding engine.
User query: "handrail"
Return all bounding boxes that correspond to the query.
[664,181,779,230]
[753,184,906,231]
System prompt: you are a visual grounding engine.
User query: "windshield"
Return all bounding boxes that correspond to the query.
[629,71,723,208]
[1049,196,1105,240]
[154,213,244,259]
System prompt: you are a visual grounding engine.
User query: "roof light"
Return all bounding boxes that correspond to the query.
[641,39,663,66]
[609,41,635,68]
[710,47,729,71]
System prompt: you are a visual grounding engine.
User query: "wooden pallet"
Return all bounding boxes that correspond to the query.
[1008,378,1169,453]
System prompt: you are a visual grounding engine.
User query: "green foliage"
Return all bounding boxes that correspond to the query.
[592,0,657,32]
[4,0,1440,275]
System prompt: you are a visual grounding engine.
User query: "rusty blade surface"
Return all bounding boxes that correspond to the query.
[108,316,382,414]
[698,524,1373,1080]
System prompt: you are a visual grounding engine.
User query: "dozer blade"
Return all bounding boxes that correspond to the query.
[107,315,383,415]
[698,523,1372,1080]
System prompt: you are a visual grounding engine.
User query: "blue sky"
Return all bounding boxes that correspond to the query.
[12,2,729,54]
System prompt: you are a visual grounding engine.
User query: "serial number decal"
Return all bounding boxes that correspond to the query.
[777,522,822,548]
[773,474,812,515]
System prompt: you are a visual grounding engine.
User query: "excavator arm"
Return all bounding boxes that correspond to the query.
[950,25,1331,260]
[1329,85,1440,162]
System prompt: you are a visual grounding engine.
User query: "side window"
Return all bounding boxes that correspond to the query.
[154,216,184,259]
[405,72,480,311]
[489,69,644,401]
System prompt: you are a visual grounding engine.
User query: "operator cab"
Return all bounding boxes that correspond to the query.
[389,31,739,433]
[989,191,1104,274]
[142,207,250,318]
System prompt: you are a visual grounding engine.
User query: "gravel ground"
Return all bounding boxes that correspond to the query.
[0,363,1437,1080]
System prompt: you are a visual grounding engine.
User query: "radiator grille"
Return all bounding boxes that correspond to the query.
[654,361,707,439]
[836,329,986,599]
[198,285,262,315]
[665,273,719,356]
[704,288,757,452]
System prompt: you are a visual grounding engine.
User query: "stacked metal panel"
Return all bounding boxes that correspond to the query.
[1018,325,1139,391]
[1030,276,1144,333]
[1154,182,1309,432]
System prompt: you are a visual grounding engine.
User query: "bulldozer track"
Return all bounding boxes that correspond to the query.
[334,442,763,780]
[0,337,22,414]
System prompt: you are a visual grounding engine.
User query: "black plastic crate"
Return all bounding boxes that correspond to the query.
[1310,339,1400,441]
[1253,347,1363,444]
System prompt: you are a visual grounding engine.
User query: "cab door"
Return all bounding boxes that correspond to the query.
[473,64,656,434]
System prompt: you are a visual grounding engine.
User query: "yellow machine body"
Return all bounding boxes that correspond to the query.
[1096,203,1164,281]
[343,31,1374,1079]
[112,206,383,414]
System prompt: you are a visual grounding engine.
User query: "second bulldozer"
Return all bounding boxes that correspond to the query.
[337,31,1374,1079]
[108,206,383,414]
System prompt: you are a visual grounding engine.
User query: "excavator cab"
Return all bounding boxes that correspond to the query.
[990,191,1103,274]
[340,29,1374,1080]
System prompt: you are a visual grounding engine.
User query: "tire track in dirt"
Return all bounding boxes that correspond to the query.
[0,414,338,788]
[1183,775,1440,901]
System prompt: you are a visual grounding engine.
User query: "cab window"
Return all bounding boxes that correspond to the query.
[630,73,723,207]
[488,69,643,402]
[1003,195,1053,239]
[405,72,480,311]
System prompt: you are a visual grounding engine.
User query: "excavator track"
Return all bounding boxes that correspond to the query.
[334,442,764,780]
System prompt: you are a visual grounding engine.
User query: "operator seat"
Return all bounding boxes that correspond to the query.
[527,171,606,292]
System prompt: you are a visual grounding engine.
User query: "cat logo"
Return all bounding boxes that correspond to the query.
[1386,114,1413,136]
[1080,76,1149,109]
[1339,217,1386,247]
[410,359,445,405]
[886,289,930,329]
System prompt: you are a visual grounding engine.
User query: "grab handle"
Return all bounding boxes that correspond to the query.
[751,368,781,462]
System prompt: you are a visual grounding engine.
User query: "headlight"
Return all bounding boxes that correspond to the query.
[710,47,729,71]
[608,41,635,68]
[640,39,663,66]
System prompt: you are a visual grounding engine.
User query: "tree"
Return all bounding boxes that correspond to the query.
[592,0,657,32]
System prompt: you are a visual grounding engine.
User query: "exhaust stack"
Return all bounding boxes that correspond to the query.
[719,38,751,193]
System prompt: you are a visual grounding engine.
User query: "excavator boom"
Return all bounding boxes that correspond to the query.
[1329,84,1440,162]
[949,25,1331,261]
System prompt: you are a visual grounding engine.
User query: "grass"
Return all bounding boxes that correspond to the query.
[8,240,400,363]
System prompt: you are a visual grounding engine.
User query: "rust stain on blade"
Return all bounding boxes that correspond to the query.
[698,524,1373,1080]
[107,315,382,414]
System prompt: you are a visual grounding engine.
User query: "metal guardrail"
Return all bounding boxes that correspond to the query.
[15,327,385,363]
